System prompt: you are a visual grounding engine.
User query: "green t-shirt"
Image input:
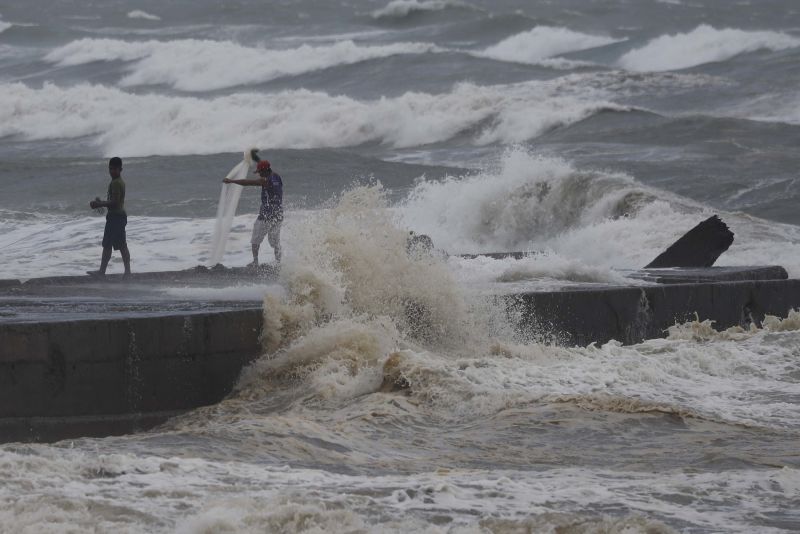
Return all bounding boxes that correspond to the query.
[107,177,126,216]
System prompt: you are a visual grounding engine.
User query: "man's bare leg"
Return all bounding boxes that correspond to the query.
[121,244,131,275]
[251,243,260,266]
[99,246,112,274]
[88,246,112,276]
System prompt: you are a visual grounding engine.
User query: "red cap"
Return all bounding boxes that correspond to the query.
[255,160,271,173]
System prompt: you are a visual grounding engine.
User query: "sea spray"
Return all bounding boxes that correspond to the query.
[258,185,472,349]
[208,149,255,265]
[237,184,509,403]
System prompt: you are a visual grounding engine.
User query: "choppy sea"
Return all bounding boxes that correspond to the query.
[1,0,800,532]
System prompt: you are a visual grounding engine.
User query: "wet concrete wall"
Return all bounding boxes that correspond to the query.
[509,279,800,346]
[3,277,800,443]
[0,309,263,442]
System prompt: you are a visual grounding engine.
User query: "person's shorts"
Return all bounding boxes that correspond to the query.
[251,216,281,247]
[102,213,127,250]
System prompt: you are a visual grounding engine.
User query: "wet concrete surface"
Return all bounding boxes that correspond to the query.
[1,264,798,442]
[0,265,276,324]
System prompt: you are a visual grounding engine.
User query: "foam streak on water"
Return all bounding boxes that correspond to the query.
[1,444,797,533]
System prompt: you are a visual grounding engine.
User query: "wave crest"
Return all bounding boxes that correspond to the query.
[0,80,629,156]
[475,26,621,66]
[398,150,663,254]
[371,0,470,19]
[618,24,800,72]
[45,38,438,91]
[126,10,161,21]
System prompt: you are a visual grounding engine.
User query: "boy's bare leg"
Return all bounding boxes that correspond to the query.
[121,245,131,275]
[99,246,112,274]
[89,246,112,276]
[251,243,260,266]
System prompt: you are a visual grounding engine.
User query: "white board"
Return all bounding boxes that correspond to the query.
[208,149,255,265]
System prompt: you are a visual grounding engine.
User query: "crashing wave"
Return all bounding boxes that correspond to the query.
[0,79,630,156]
[44,38,439,91]
[618,24,800,72]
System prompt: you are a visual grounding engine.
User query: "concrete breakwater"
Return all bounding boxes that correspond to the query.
[510,278,800,346]
[0,309,262,443]
[1,267,799,443]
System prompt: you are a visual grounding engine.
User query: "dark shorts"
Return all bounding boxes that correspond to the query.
[102,213,127,250]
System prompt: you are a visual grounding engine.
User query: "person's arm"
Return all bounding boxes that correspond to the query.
[90,182,121,209]
[90,198,116,208]
[223,177,266,186]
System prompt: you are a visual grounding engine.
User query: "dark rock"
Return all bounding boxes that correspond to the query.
[645,215,734,268]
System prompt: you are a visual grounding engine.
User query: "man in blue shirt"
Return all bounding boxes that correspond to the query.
[224,159,283,266]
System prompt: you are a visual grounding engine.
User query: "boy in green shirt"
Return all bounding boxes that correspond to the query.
[88,157,131,276]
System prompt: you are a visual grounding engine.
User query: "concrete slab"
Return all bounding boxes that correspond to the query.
[626,265,788,284]
[510,279,800,346]
[0,264,276,324]
[0,308,263,442]
[2,265,799,443]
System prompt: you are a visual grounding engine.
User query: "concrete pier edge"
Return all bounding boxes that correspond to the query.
[2,270,800,443]
[506,279,800,347]
[0,308,263,443]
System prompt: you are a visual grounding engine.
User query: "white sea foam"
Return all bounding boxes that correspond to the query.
[127,10,161,21]
[475,26,621,66]
[275,29,390,44]
[0,16,11,34]
[44,38,439,91]
[397,150,675,258]
[348,322,800,428]
[162,284,283,301]
[725,92,800,125]
[397,149,800,285]
[713,215,800,277]
[0,80,627,156]
[371,0,469,18]
[618,24,800,72]
[1,444,790,533]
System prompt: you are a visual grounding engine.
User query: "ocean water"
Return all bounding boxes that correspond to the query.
[1,0,800,532]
